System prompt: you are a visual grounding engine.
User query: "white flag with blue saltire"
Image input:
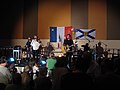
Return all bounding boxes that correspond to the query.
[75,29,96,39]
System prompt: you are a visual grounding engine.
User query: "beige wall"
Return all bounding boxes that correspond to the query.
[38,0,71,39]
[38,0,108,39]
[88,0,107,39]
[9,0,112,40]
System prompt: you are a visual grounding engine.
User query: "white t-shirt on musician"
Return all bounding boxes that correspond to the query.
[31,40,40,50]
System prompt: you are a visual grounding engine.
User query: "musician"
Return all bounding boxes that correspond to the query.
[96,42,104,59]
[63,34,74,70]
[25,37,32,60]
[31,35,40,62]
[63,34,74,51]
[46,42,54,56]
[38,38,43,54]
[83,43,90,52]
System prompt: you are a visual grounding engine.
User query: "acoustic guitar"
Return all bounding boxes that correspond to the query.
[61,45,74,53]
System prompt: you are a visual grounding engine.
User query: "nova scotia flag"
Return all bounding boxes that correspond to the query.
[75,29,96,39]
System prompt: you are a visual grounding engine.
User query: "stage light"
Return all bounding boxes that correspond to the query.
[58,53,64,57]
[41,60,46,65]
[40,59,46,67]
[10,58,15,62]
[59,54,62,57]
[8,57,15,63]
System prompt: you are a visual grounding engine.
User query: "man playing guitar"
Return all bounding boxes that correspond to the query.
[63,34,74,52]
[63,34,74,70]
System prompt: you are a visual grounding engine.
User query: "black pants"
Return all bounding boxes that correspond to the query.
[32,50,39,62]
[66,51,73,69]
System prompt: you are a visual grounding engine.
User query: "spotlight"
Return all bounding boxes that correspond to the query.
[40,54,47,67]
[40,59,46,67]
[10,58,14,62]
[58,53,64,57]
[8,57,15,63]
[41,60,46,65]
[59,54,62,57]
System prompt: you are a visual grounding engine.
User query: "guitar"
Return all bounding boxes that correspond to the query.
[62,45,74,53]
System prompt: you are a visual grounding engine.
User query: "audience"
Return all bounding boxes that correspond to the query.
[94,59,120,90]
[21,65,33,90]
[5,73,26,90]
[61,56,93,90]
[52,56,68,90]
[34,67,52,90]
[1,41,120,90]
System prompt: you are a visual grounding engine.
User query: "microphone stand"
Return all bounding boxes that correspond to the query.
[86,38,90,43]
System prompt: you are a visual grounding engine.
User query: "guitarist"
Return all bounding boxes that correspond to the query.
[63,34,74,52]
[63,34,74,70]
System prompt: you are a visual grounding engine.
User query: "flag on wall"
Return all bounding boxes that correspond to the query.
[50,26,73,42]
[65,26,73,38]
[75,29,96,39]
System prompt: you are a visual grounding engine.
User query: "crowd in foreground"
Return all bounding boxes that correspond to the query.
[0,49,120,90]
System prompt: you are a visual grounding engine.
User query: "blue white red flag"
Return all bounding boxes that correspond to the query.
[50,26,73,42]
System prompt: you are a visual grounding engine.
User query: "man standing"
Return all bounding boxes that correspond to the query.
[63,34,74,70]
[31,35,40,62]
[46,42,54,56]
[63,34,74,52]
[46,52,57,78]
[96,42,104,59]
[0,56,12,85]
[25,37,32,60]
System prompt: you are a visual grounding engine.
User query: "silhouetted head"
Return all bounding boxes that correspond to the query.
[98,42,101,46]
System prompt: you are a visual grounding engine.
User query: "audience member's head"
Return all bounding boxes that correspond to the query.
[49,52,55,58]
[34,75,52,90]
[0,56,8,67]
[12,73,22,85]
[39,67,47,77]
[24,65,31,73]
[101,60,114,74]
[12,68,17,74]
[55,56,67,67]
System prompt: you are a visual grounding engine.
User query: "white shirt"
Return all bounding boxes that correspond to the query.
[31,40,40,50]
[32,65,39,73]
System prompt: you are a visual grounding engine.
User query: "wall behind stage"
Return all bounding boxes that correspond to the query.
[37,0,120,40]
[0,0,120,41]
[38,0,71,39]
[107,0,120,40]
[88,0,107,39]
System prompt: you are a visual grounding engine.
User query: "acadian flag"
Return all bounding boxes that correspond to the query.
[50,26,73,42]
[65,26,73,38]
[75,29,96,39]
